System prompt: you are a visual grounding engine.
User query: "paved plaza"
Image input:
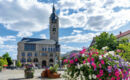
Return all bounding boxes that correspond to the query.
[0,69,64,80]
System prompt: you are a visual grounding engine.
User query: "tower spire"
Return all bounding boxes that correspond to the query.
[52,0,55,13]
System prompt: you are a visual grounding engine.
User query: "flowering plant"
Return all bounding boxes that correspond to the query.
[62,48,130,80]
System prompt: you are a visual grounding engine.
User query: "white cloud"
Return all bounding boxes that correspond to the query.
[40,34,47,39]
[0,0,52,37]
[0,44,17,53]
[58,0,130,31]
[71,30,82,34]
[61,45,81,51]
[60,33,100,43]
[17,31,33,37]
[0,36,16,44]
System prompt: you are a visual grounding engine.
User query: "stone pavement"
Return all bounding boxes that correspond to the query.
[0,69,65,80]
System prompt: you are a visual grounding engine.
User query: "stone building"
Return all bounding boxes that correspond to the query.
[17,4,60,67]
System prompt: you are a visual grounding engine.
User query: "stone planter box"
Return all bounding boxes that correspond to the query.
[24,69,34,78]
[41,69,60,78]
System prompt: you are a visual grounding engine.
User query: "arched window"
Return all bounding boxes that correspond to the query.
[49,59,53,62]
[50,54,53,57]
[33,58,38,62]
[21,52,25,56]
[21,58,26,62]
[27,52,32,57]
[27,58,32,62]
[35,53,38,57]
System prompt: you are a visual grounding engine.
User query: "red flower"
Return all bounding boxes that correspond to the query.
[101,60,105,64]
[74,58,78,62]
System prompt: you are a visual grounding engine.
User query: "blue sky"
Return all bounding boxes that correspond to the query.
[0,0,130,59]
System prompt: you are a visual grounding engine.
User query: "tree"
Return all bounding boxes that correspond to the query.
[95,32,118,50]
[0,58,8,66]
[2,53,13,66]
[16,60,22,67]
[116,43,130,61]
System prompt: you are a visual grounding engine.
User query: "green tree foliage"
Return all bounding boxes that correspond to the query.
[118,38,128,44]
[16,60,22,67]
[2,53,13,66]
[0,58,8,66]
[95,32,118,50]
[116,43,130,61]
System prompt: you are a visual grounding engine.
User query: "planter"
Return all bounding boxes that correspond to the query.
[0,66,2,72]
[48,72,60,78]
[41,69,60,78]
[24,69,34,78]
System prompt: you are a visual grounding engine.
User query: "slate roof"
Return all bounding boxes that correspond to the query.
[116,30,130,39]
[20,38,56,44]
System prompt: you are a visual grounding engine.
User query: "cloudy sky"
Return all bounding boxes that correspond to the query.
[0,0,130,59]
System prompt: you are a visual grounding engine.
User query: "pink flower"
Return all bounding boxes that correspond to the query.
[87,58,90,63]
[63,59,68,63]
[96,52,98,55]
[116,49,121,53]
[91,58,94,62]
[70,60,74,64]
[83,60,86,64]
[101,60,105,64]
[102,55,104,57]
[99,69,103,76]
[80,48,86,54]
[91,62,96,70]
[75,58,78,62]
[111,77,115,80]
[108,66,112,69]
[115,71,120,77]
[96,74,101,78]
[109,73,111,76]
[99,64,101,68]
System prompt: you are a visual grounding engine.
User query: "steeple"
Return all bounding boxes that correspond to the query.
[49,0,59,43]
[52,3,55,13]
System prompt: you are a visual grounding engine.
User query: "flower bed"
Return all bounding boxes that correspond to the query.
[62,48,130,80]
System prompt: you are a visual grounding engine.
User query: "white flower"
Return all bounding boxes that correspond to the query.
[99,55,102,59]
[87,63,90,66]
[82,54,85,57]
[92,74,96,79]
[108,51,115,56]
[89,74,92,79]
[102,46,108,50]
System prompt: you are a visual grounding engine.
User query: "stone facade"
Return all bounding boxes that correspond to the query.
[17,4,60,67]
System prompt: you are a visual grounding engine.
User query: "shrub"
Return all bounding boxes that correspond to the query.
[50,64,59,73]
[62,48,130,80]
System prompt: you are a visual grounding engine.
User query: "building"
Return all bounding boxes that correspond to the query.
[116,30,130,43]
[17,4,60,67]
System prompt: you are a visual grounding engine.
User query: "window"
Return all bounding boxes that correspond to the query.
[28,52,32,57]
[27,58,32,62]
[21,58,26,62]
[49,59,53,62]
[42,48,47,51]
[52,28,56,32]
[48,48,51,52]
[21,52,25,56]
[33,58,38,62]
[41,53,47,56]
[24,44,36,51]
[35,53,37,56]
[50,54,53,57]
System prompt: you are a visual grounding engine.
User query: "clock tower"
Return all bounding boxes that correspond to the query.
[49,4,59,43]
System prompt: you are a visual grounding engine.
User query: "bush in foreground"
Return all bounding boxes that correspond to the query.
[62,48,130,80]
